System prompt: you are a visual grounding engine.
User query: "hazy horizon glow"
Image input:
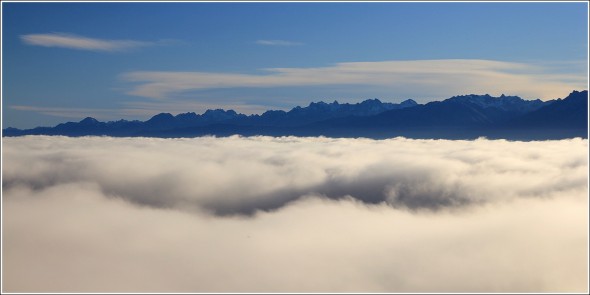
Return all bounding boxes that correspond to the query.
[2,135,588,292]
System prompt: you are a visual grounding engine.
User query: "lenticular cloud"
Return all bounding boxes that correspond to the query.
[2,135,588,292]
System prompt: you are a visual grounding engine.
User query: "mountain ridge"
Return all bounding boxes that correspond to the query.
[3,91,588,140]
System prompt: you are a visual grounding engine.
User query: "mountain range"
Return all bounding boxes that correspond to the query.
[3,90,588,140]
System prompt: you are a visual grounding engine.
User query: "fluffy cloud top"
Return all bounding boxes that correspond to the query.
[2,136,588,292]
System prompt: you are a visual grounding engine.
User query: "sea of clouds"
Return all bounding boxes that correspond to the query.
[2,135,588,292]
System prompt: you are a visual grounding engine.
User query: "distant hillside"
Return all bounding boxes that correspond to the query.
[3,91,587,140]
[3,98,417,136]
[300,91,586,140]
[504,90,588,128]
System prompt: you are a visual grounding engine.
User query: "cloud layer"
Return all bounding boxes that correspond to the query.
[21,33,153,52]
[122,59,587,100]
[2,136,588,292]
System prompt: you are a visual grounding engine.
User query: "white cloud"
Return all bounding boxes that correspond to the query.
[21,33,153,52]
[121,59,587,100]
[256,39,304,46]
[2,136,588,292]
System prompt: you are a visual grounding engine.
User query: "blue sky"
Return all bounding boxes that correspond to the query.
[2,2,588,129]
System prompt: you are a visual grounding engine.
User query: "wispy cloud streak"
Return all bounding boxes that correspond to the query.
[256,39,304,46]
[9,102,272,122]
[122,59,587,100]
[21,33,153,52]
[9,105,125,120]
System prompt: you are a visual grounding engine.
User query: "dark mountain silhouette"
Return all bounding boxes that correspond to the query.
[3,98,416,136]
[228,98,418,127]
[504,90,587,128]
[316,94,548,129]
[3,91,587,140]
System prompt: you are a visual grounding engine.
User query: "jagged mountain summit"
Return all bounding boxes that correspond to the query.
[4,98,417,136]
[3,91,588,140]
[238,98,418,126]
[447,94,547,113]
